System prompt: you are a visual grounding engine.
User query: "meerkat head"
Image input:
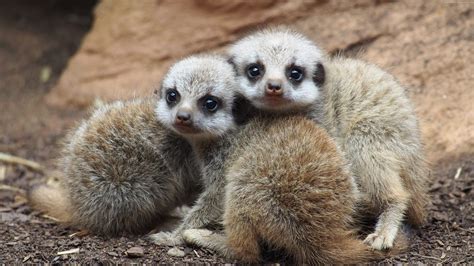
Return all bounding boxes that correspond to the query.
[155,55,238,140]
[228,27,325,112]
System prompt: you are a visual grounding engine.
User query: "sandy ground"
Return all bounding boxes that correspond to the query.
[0,0,472,263]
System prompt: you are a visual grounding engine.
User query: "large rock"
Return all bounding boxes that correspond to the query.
[45,0,326,108]
[46,0,473,162]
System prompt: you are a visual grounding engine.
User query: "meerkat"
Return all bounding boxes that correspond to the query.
[149,54,403,263]
[148,54,242,246]
[226,27,429,250]
[29,97,201,236]
[185,116,409,264]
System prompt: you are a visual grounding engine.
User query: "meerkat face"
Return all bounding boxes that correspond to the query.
[155,55,238,140]
[228,28,325,112]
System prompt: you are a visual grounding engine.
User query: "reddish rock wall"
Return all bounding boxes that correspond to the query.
[46,0,474,162]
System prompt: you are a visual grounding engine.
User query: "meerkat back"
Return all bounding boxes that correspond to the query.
[224,116,362,263]
[30,98,200,236]
[184,115,400,263]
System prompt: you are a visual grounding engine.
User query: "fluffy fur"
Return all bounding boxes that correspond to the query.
[183,116,404,264]
[227,27,429,250]
[29,98,201,236]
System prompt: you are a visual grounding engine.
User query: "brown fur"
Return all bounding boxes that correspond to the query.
[28,184,72,222]
[184,115,406,263]
[29,98,201,236]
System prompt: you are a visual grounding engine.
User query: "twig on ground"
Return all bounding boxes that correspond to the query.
[57,248,80,255]
[42,214,60,222]
[0,152,44,173]
[0,165,6,181]
[0,184,26,194]
[454,167,462,179]
[410,253,442,261]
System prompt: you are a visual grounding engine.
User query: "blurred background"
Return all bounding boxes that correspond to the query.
[0,0,472,263]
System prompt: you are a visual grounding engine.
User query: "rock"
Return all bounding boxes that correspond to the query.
[46,0,322,109]
[125,246,144,258]
[106,251,119,257]
[167,247,185,257]
[45,0,474,163]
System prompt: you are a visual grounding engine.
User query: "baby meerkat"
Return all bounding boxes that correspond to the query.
[227,27,429,250]
[183,116,405,264]
[149,54,241,245]
[150,55,401,263]
[29,98,201,236]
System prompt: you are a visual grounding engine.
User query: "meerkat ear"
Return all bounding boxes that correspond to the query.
[227,56,238,74]
[313,62,325,87]
[231,95,256,125]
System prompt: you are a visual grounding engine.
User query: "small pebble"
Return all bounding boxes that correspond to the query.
[107,251,119,257]
[126,246,144,258]
[167,247,185,257]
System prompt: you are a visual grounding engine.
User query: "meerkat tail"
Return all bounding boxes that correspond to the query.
[319,232,408,264]
[28,184,72,222]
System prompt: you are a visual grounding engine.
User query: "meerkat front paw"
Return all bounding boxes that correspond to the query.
[363,232,395,250]
[149,231,183,246]
[182,228,214,245]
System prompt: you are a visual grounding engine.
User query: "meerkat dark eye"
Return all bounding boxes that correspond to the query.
[246,63,264,80]
[203,97,219,112]
[165,89,180,105]
[287,66,304,82]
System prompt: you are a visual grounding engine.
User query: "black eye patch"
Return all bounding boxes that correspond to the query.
[313,63,325,86]
[286,64,305,84]
[199,95,221,114]
[246,62,265,81]
[165,88,180,105]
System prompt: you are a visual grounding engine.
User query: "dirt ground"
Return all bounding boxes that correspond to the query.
[0,1,472,264]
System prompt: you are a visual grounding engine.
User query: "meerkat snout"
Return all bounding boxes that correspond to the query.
[175,110,192,125]
[265,79,283,96]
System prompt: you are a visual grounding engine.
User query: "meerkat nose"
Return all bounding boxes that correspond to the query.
[266,80,283,96]
[176,111,192,125]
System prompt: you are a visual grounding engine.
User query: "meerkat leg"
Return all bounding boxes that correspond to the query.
[149,179,225,246]
[347,135,411,250]
[362,171,410,250]
[182,229,234,258]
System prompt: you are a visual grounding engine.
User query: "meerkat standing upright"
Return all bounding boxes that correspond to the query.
[29,98,201,236]
[227,28,429,250]
[150,54,398,263]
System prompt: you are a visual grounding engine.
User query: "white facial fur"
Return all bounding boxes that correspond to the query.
[228,28,325,112]
[155,55,238,141]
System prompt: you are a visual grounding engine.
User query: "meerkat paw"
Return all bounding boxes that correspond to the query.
[149,231,183,246]
[182,229,214,246]
[363,232,395,250]
[183,229,232,257]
